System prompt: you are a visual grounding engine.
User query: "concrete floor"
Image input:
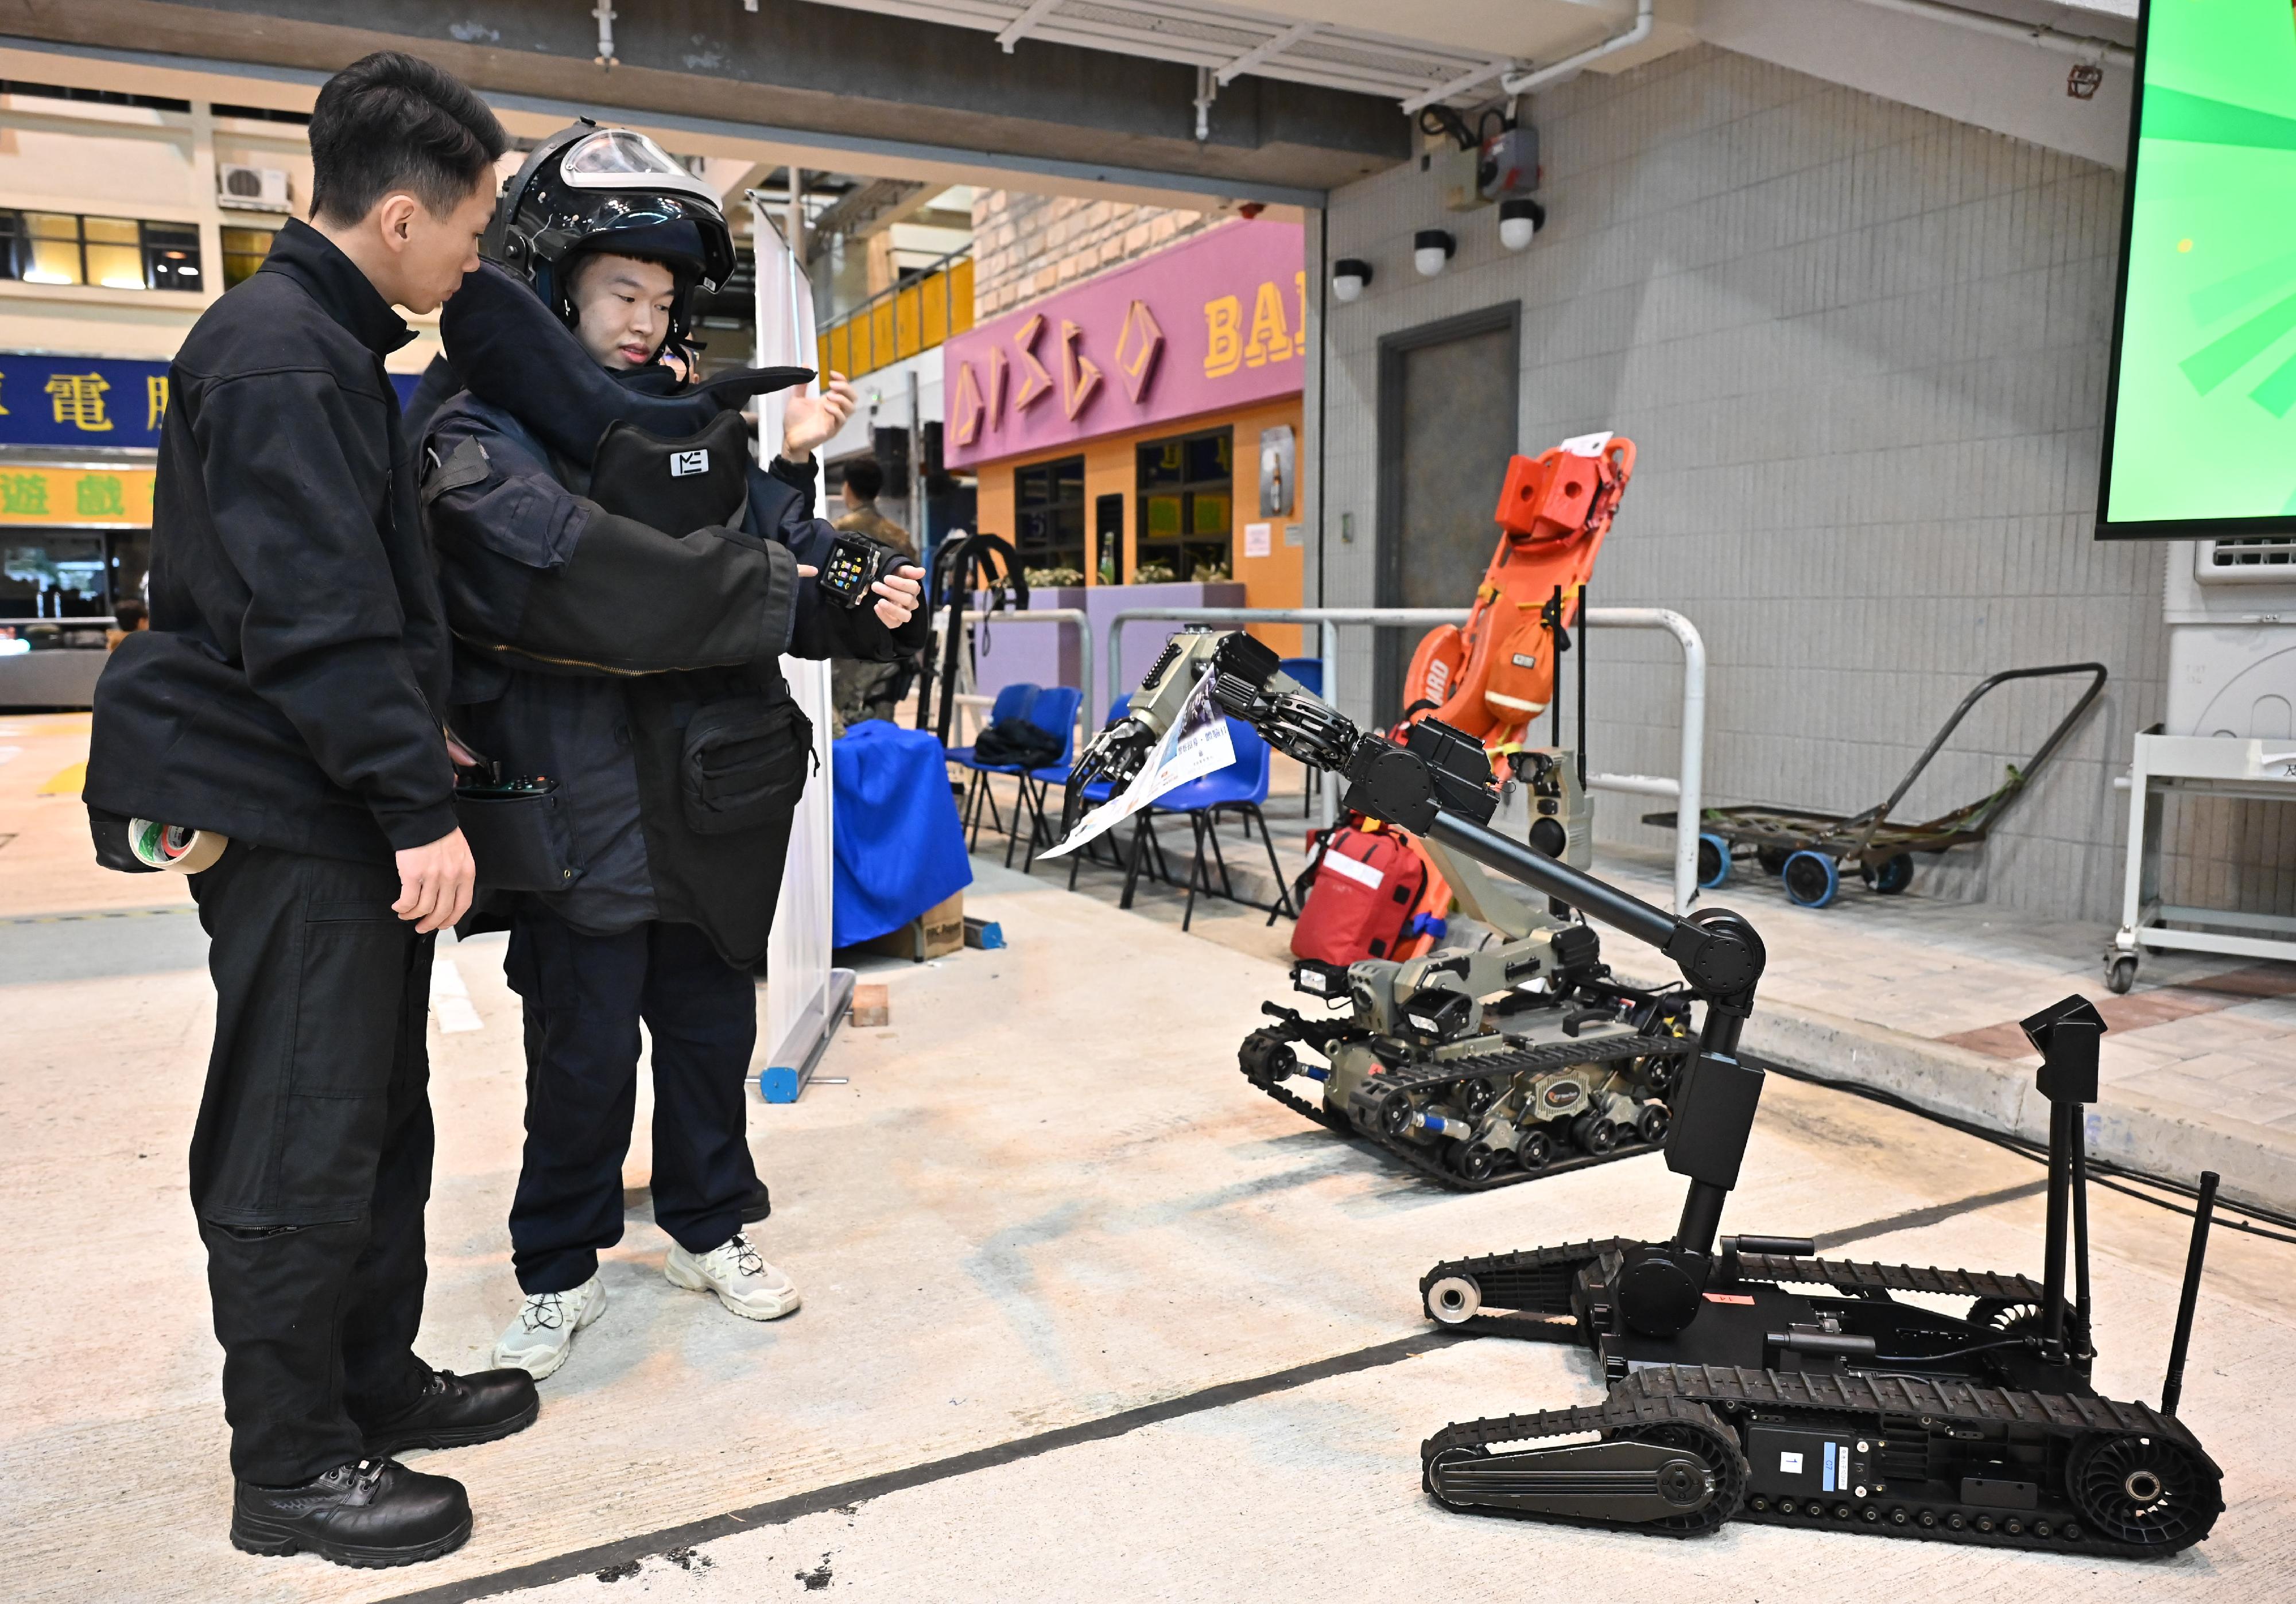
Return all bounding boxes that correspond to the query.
[985,760,2296,1213]
[4,727,2295,1602]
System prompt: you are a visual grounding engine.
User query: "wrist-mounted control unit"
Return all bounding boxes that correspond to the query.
[819,531,908,609]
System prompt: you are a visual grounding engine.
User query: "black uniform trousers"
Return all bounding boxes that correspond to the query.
[187,844,436,1486]
[503,911,758,1295]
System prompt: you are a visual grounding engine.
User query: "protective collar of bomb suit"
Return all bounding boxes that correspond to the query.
[439,260,812,465]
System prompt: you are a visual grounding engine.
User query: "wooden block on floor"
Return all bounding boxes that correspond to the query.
[851,982,890,1028]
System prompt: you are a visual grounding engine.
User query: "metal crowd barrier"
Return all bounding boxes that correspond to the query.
[957,608,1094,748]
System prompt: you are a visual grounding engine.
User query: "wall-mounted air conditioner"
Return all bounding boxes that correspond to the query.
[216,165,291,212]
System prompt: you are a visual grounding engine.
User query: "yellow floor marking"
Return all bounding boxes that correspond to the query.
[36,762,86,796]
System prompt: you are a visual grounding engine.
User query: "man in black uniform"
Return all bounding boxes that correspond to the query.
[417,125,925,1380]
[83,55,537,1568]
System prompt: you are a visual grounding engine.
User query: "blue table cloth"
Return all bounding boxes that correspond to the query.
[832,720,974,947]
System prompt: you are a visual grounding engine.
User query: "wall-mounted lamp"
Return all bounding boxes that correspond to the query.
[1331,258,1374,303]
[1413,229,1456,278]
[1499,198,1547,252]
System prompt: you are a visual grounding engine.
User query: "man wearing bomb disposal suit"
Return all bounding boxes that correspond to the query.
[419,125,925,1381]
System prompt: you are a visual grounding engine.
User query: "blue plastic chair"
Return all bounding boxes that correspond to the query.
[1278,657,1323,696]
[1000,685,1083,869]
[1048,696,1174,892]
[948,682,1038,850]
[1139,717,1296,930]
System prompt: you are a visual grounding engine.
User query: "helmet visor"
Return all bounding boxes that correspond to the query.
[560,129,721,208]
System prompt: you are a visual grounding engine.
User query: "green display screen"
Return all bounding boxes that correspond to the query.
[2100,0,2296,537]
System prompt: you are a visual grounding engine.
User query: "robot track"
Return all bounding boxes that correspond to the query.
[1421,1364,2222,1556]
[1239,1031,1687,1193]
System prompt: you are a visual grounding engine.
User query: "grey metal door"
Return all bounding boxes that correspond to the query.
[1375,304,1521,720]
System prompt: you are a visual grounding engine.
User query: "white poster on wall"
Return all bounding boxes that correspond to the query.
[752,196,848,1100]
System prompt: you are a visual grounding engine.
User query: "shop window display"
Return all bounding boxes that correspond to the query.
[1,532,111,617]
[0,210,204,291]
[1095,492,1123,585]
[1135,427,1232,582]
[1014,454,1085,585]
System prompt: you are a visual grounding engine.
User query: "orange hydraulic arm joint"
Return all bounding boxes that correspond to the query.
[1401,433,1634,781]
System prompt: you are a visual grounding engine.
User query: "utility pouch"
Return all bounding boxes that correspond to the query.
[454,776,583,892]
[680,697,816,836]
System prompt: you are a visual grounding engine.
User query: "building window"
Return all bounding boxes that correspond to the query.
[221,227,274,289]
[0,210,203,290]
[1013,455,1086,584]
[142,221,202,290]
[0,79,191,114]
[1135,427,1233,582]
[210,103,312,126]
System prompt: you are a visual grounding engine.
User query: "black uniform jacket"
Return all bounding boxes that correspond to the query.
[86,220,455,863]
[426,266,924,964]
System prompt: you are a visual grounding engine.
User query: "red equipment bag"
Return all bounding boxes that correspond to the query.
[1292,826,1429,965]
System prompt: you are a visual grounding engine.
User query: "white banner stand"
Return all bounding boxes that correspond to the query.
[751,192,853,1104]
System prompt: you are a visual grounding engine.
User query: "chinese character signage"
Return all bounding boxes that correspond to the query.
[942,220,1304,469]
[1,351,425,451]
[0,353,173,448]
[0,464,155,526]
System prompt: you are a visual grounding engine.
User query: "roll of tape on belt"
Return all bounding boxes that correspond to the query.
[129,817,229,873]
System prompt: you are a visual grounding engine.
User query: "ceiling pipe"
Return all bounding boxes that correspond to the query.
[1501,0,1653,97]
[592,1,618,70]
[1844,0,2132,66]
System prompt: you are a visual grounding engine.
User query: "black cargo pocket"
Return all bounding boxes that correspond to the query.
[275,896,408,1217]
[681,697,815,836]
[455,781,584,893]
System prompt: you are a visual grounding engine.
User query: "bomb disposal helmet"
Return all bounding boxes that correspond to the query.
[484,122,736,349]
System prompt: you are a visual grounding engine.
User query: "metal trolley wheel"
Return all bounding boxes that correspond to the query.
[1781,850,1839,908]
[1696,832,1731,890]
[2104,951,2138,996]
[1859,852,1914,895]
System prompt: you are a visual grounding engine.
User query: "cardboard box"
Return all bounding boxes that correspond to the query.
[863,890,964,962]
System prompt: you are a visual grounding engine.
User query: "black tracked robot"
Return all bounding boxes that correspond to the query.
[1064,628,2226,1558]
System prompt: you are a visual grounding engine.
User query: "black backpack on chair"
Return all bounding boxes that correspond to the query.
[971,717,1064,770]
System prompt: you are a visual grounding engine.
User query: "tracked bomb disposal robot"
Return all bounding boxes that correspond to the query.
[1064,630,2225,1558]
[1239,792,1692,1190]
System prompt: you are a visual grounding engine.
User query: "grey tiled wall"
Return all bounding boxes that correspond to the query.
[1303,44,2283,924]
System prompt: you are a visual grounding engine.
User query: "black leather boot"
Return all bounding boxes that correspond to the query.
[231,1459,470,1567]
[362,1368,541,1458]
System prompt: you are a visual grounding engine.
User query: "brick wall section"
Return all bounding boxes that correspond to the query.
[1306,43,2286,924]
[969,189,1221,319]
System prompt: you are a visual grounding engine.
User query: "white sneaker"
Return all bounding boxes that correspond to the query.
[663,1232,801,1321]
[490,1275,607,1380]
